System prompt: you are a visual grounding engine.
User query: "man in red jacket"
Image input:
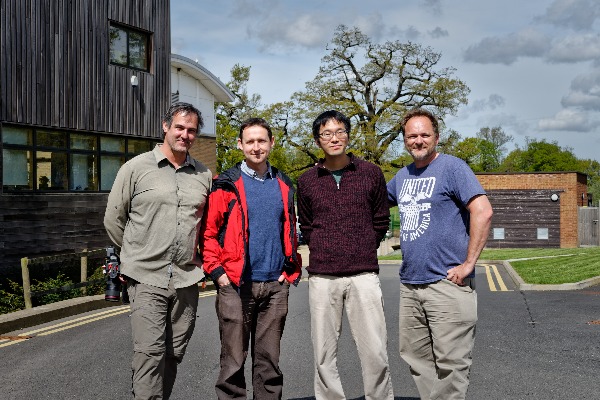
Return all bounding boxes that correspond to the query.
[200,117,302,399]
[297,110,393,400]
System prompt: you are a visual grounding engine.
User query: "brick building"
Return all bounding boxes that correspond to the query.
[476,172,588,248]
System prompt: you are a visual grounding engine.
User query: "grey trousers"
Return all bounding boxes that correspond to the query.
[127,280,199,400]
[399,278,477,400]
[309,272,394,400]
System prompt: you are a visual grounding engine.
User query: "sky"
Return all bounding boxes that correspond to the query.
[171,0,600,162]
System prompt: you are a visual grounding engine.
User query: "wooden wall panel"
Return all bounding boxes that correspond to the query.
[0,0,170,138]
[486,189,561,248]
[0,194,111,276]
[0,0,171,275]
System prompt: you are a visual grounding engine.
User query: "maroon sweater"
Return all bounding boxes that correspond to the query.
[297,154,390,276]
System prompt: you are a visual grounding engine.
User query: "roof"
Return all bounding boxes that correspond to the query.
[171,54,235,103]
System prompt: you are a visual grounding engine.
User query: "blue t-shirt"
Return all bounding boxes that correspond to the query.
[242,173,286,282]
[387,154,486,284]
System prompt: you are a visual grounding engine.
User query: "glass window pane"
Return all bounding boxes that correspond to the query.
[70,154,98,191]
[71,133,97,150]
[36,151,68,190]
[128,139,156,155]
[129,31,147,70]
[2,126,32,145]
[101,155,125,191]
[3,148,33,190]
[101,136,125,153]
[37,131,67,148]
[493,228,505,240]
[109,26,128,65]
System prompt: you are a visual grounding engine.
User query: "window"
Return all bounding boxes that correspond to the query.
[493,228,505,240]
[2,125,159,192]
[2,127,33,190]
[537,228,549,240]
[109,23,150,71]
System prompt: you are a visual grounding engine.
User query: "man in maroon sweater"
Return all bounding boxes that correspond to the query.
[297,110,393,400]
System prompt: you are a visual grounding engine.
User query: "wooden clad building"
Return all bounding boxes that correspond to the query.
[0,0,171,274]
[477,172,587,248]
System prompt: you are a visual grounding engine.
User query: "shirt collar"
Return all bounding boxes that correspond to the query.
[241,160,273,181]
[153,144,194,169]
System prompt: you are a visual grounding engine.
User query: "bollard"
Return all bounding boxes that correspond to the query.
[80,249,88,296]
[21,257,33,309]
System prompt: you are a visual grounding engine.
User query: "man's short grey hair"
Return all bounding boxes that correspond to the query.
[162,102,204,130]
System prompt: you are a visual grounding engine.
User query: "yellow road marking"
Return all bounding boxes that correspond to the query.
[1,278,310,348]
[0,307,130,348]
[482,264,512,292]
[484,264,498,291]
[36,308,130,336]
[490,264,509,291]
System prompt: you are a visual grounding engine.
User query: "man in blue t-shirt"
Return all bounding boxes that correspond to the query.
[387,108,493,400]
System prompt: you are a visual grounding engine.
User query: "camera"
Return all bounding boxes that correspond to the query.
[103,246,129,304]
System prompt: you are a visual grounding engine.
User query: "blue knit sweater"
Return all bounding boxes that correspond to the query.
[242,173,286,282]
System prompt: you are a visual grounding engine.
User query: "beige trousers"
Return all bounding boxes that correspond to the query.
[399,278,477,400]
[309,272,394,400]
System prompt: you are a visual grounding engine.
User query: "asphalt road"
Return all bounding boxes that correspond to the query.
[1,263,599,399]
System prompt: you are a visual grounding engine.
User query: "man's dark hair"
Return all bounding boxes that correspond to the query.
[239,117,273,140]
[401,108,439,138]
[312,110,351,141]
[162,102,204,131]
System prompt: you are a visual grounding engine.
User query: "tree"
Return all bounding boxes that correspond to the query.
[215,64,263,173]
[475,126,513,171]
[277,25,470,167]
[578,159,600,206]
[499,138,580,172]
[215,65,303,177]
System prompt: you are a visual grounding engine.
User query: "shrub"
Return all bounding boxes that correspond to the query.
[0,280,25,314]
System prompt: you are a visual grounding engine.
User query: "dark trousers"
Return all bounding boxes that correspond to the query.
[215,281,290,399]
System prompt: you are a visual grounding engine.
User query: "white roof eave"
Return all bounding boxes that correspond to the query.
[171,54,235,103]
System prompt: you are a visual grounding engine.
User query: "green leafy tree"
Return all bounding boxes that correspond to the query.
[475,126,513,171]
[500,139,580,172]
[277,25,470,167]
[437,129,462,156]
[215,64,264,173]
[215,65,301,177]
[578,159,600,206]
[454,137,484,171]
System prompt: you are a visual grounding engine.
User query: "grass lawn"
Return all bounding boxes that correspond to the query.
[379,247,600,285]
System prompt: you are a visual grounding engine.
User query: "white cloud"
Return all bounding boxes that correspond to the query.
[538,108,592,131]
[248,13,330,52]
[561,69,600,110]
[536,0,600,31]
[463,29,550,65]
[547,34,600,62]
[469,94,506,112]
[423,0,443,15]
[429,27,449,39]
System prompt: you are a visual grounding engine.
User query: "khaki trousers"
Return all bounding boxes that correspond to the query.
[309,272,394,400]
[127,280,199,400]
[399,278,477,400]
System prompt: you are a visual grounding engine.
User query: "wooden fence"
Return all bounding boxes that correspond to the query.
[20,248,106,309]
[578,207,600,247]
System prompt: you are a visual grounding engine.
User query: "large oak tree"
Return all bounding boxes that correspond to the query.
[275,25,470,168]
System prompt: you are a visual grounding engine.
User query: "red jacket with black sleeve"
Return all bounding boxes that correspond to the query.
[199,163,302,286]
